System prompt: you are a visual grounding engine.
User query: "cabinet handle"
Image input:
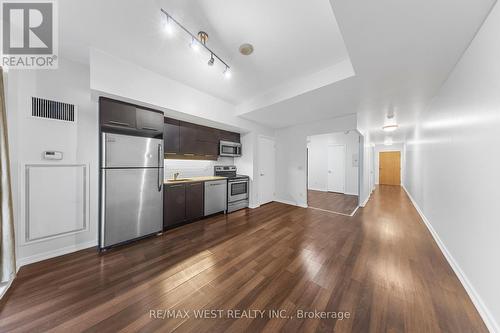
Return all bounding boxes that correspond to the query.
[142,126,158,131]
[184,154,195,156]
[169,184,184,188]
[107,120,130,127]
[165,152,177,155]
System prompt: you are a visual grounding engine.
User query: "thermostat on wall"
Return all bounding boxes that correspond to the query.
[43,151,63,160]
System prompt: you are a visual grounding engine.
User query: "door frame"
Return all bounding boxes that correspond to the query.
[327,143,346,194]
[258,135,276,206]
[305,130,363,210]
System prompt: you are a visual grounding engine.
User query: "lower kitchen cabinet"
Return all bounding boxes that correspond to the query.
[185,182,204,220]
[163,182,205,229]
[164,184,186,228]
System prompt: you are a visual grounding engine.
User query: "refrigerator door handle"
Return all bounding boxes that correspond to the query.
[157,143,163,192]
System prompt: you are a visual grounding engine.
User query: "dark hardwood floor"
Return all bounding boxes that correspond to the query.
[307,190,358,215]
[0,186,487,332]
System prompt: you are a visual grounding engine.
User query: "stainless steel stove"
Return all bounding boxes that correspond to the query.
[214,166,249,213]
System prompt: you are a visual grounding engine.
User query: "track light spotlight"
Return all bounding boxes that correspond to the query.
[223,66,231,79]
[208,54,215,66]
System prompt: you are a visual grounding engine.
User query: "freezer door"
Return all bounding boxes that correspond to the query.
[101,168,163,248]
[102,132,163,168]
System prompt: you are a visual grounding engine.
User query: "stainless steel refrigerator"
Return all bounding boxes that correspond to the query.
[100,132,163,249]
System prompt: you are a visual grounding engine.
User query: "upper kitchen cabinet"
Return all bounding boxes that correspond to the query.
[163,117,180,154]
[219,130,240,143]
[179,121,200,155]
[100,98,163,138]
[136,107,163,134]
[163,116,241,159]
[197,125,219,143]
[100,98,137,130]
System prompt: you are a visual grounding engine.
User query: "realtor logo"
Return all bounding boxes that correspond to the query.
[1,0,58,69]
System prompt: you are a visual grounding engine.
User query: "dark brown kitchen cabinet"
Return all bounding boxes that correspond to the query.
[163,117,180,154]
[163,184,186,228]
[197,125,218,143]
[185,182,204,220]
[100,98,137,129]
[219,130,240,143]
[163,182,204,229]
[136,108,163,133]
[179,121,200,154]
[163,116,241,159]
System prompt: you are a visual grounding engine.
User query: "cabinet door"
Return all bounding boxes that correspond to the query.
[185,182,204,220]
[100,98,137,129]
[164,118,180,154]
[179,121,199,154]
[197,125,218,143]
[219,130,240,143]
[164,184,186,228]
[136,108,163,133]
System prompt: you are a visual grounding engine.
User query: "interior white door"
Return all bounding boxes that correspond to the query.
[258,136,276,205]
[327,145,346,193]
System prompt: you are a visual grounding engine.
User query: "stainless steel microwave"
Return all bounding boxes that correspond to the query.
[219,140,242,157]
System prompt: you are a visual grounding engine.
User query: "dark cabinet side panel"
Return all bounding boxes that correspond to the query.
[185,182,204,220]
[164,184,186,228]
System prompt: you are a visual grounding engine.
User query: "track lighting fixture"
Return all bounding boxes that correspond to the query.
[190,37,200,52]
[161,9,231,78]
[223,66,231,79]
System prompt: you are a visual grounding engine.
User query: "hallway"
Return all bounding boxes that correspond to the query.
[0,187,486,332]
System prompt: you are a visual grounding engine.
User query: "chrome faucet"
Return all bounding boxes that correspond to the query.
[173,172,180,180]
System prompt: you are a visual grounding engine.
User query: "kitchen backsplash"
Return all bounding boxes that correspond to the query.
[163,157,234,179]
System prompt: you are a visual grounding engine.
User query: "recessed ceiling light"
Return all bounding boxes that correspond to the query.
[239,43,254,55]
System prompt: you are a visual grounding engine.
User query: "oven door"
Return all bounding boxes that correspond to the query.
[228,179,249,202]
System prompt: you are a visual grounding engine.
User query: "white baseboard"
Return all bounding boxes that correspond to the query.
[344,192,359,196]
[359,191,372,207]
[16,240,97,268]
[402,186,499,333]
[307,187,327,192]
[275,198,307,208]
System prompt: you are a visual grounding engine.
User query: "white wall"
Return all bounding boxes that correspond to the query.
[6,59,98,266]
[374,143,405,185]
[307,131,359,195]
[404,3,500,331]
[163,157,234,180]
[274,114,357,207]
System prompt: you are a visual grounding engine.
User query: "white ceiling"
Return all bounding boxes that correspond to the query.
[241,0,496,143]
[59,0,350,105]
[60,0,496,143]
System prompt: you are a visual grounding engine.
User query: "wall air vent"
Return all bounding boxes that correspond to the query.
[31,97,76,122]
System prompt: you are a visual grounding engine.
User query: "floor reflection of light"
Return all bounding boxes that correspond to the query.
[299,249,322,278]
[373,260,411,291]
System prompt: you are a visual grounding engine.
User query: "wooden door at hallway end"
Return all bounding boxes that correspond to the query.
[379,151,401,185]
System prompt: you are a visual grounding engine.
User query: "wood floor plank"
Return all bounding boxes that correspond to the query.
[0,186,488,333]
